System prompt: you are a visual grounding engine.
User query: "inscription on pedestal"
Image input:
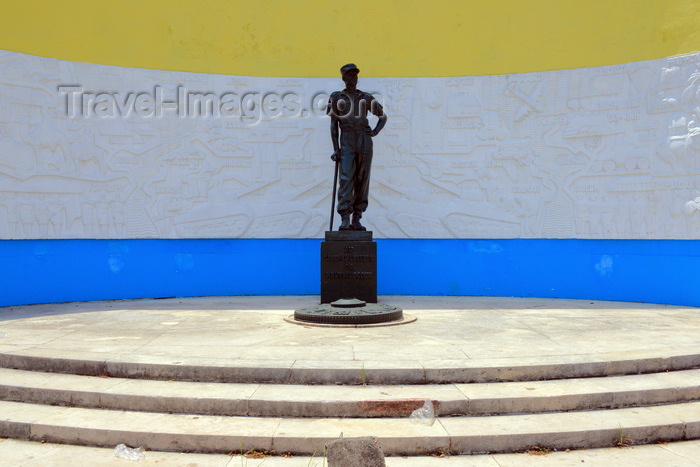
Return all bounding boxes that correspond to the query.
[321,231,377,304]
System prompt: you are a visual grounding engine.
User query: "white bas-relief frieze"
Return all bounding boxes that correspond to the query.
[0,49,699,239]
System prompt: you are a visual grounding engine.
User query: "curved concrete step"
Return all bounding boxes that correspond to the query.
[0,440,700,467]
[4,438,700,465]
[1,297,699,456]
[1,367,699,418]
[1,399,699,455]
[1,350,699,385]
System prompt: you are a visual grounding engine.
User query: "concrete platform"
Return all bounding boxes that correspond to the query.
[0,295,699,383]
[0,295,699,460]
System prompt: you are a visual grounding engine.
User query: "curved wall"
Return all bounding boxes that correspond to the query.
[3,239,699,307]
[1,1,699,306]
[1,0,699,77]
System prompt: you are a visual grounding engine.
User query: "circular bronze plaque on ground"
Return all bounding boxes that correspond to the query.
[294,303,403,324]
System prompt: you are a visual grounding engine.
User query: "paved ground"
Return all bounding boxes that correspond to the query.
[1,295,699,373]
[2,438,699,466]
[0,295,699,464]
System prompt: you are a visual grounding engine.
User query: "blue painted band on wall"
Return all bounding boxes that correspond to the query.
[1,239,698,307]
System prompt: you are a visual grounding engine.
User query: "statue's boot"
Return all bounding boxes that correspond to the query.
[351,214,366,231]
[339,214,351,230]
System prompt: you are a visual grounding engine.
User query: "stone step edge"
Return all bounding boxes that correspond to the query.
[6,438,700,466]
[1,352,699,385]
[0,400,699,455]
[0,367,699,418]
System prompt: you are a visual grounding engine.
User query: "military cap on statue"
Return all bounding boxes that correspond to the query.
[340,63,360,76]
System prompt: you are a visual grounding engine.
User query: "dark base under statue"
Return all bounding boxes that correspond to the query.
[321,230,377,304]
[293,230,403,325]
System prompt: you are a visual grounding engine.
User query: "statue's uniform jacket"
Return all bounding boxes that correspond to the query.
[327,89,384,216]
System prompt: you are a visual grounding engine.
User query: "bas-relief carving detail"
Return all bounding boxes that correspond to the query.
[0,50,699,240]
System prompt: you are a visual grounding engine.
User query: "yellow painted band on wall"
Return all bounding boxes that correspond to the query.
[1,0,699,77]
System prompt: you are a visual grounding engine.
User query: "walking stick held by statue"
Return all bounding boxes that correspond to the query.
[329,150,340,231]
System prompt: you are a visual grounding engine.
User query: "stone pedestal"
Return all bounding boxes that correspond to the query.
[292,231,404,326]
[321,231,377,304]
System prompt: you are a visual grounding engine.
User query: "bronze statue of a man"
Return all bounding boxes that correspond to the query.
[327,63,387,231]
